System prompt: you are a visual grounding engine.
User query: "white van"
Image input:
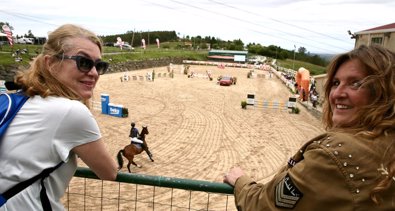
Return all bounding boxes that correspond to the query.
[15,37,34,44]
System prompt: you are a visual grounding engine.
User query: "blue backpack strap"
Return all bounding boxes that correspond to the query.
[0,92,29,139]
[0,92,28,207]
[0,161,64,210]
[0,92,63,210]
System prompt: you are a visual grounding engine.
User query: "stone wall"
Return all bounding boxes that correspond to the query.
[0,64,29,82]
[297,101,322,120]
[0,57,185,81]
[106,57,184,74]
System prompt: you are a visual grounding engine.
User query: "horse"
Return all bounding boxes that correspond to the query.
[116,126,154,173]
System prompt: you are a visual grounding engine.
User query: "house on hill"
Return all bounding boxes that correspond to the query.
[353,22,395,52]
[313,23,395,105]
[208,49,248,63]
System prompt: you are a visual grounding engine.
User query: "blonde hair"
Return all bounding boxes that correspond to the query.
[15,24,104,106]
[322,44,395,203]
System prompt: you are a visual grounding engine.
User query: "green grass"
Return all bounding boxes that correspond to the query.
[0,43,208,65]
[0,43,326,75]
[104,50,208,62]
[276,59,327,75]
[0,44,42,66]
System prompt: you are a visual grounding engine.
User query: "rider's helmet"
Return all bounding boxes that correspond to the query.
[131,122,135,127]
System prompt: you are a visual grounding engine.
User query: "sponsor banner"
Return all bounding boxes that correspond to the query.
[108,104,123,117]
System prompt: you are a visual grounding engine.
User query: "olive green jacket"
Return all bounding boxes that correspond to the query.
[234,131,395,211]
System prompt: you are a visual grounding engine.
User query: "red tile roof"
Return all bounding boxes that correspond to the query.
[207,55,234,60]
[362,23,395,32]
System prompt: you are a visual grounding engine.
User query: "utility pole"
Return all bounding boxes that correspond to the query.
[131,28,135,47]
[148,30,150,47]
[293,45,296,70]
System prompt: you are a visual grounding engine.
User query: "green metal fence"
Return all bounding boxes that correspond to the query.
[63,167,235,211]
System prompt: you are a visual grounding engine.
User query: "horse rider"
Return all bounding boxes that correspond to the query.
[129,122,154,162]
[129,122,141,144]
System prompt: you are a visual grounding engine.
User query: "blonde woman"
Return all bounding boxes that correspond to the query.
[0,24,117,211]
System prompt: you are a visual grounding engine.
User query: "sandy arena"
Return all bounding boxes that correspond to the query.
[65,64,325,210]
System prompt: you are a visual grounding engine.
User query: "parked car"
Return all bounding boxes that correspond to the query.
[14,37,34,44]
[219,76,233,86]
[113,42,134,50]
[0,41,8,46]
[103,42,114,47]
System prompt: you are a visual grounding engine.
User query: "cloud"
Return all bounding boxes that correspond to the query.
[1,0,394,53]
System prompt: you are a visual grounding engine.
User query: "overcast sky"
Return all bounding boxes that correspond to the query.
[1,0,394,54]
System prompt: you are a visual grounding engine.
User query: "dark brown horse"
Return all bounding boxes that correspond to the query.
[116,126,154,172]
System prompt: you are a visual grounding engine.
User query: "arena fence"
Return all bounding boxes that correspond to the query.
[64,167,235,211]
[247,98,289,111]
[92,101,101,111]
[250,99,290,111]
[120,71,173,82]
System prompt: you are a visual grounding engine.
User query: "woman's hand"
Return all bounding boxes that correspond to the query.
[223,167,245,186]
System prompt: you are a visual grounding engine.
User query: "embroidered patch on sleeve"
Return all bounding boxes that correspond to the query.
[275,173,303,209]
[287,157,296,167]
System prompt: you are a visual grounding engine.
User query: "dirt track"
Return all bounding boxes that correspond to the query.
[66,64,325,210]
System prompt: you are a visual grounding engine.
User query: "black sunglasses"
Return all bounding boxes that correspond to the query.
[56,55,109,75]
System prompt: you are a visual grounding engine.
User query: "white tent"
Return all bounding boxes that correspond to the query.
[0,32,7,36]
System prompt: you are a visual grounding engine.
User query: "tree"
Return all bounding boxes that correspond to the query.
[298,46,307,55]
[0,22,14,31]
[232,39,244,50]
[26,30,35,38]
[247,44,262,54]
[279,51,289,60]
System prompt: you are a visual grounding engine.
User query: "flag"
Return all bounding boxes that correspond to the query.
[2,25,13,46]
[141,39,146,49]
[116,37,123,50]
[156,38,160,48]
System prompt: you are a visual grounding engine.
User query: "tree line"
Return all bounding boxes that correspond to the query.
[1,22,328,67]
[247,43,328,66]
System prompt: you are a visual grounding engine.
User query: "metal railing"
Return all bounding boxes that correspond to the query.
[64,167,235,211]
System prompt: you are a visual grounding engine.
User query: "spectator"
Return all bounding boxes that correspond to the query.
[0,24,118,211]
[224,45,395,211]
[311,90,318,108]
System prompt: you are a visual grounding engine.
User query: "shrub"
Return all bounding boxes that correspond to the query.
[122,107,129,118]
[161,44,170,49]
[293,107,300,114]
[241,100,247,109]
[247,72,251,78]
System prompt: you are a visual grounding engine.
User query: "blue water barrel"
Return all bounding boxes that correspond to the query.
[101,94,110,114]
[108,103,123,117]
